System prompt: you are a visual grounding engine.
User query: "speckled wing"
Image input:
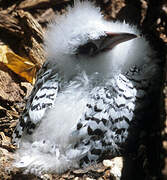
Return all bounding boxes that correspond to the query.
[72,70,153,166]
[70,74,137,165]
[12,61,60,145]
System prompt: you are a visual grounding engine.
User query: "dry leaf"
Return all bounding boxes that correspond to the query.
[0,45,37,84]
[0,45,9,64]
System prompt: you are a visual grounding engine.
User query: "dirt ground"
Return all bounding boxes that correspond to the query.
[0,0,166,179]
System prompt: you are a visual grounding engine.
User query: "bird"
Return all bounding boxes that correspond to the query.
[12,0,160,176]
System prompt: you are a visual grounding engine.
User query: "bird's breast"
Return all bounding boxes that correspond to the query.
[32,82,89,147]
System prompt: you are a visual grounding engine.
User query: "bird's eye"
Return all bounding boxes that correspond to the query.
[77,42,98,56]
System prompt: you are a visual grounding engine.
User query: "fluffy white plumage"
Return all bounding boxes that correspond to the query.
[45,2,156,77]
[12,0,159,176]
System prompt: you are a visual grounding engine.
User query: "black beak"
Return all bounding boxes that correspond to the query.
[99,32,138,51]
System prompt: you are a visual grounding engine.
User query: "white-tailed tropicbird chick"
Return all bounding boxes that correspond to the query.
[12,0,160,176]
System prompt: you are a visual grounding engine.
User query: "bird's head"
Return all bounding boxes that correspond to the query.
[45,1,150,79]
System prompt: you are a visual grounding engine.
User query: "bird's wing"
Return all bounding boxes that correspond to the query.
[12,61,60,144]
